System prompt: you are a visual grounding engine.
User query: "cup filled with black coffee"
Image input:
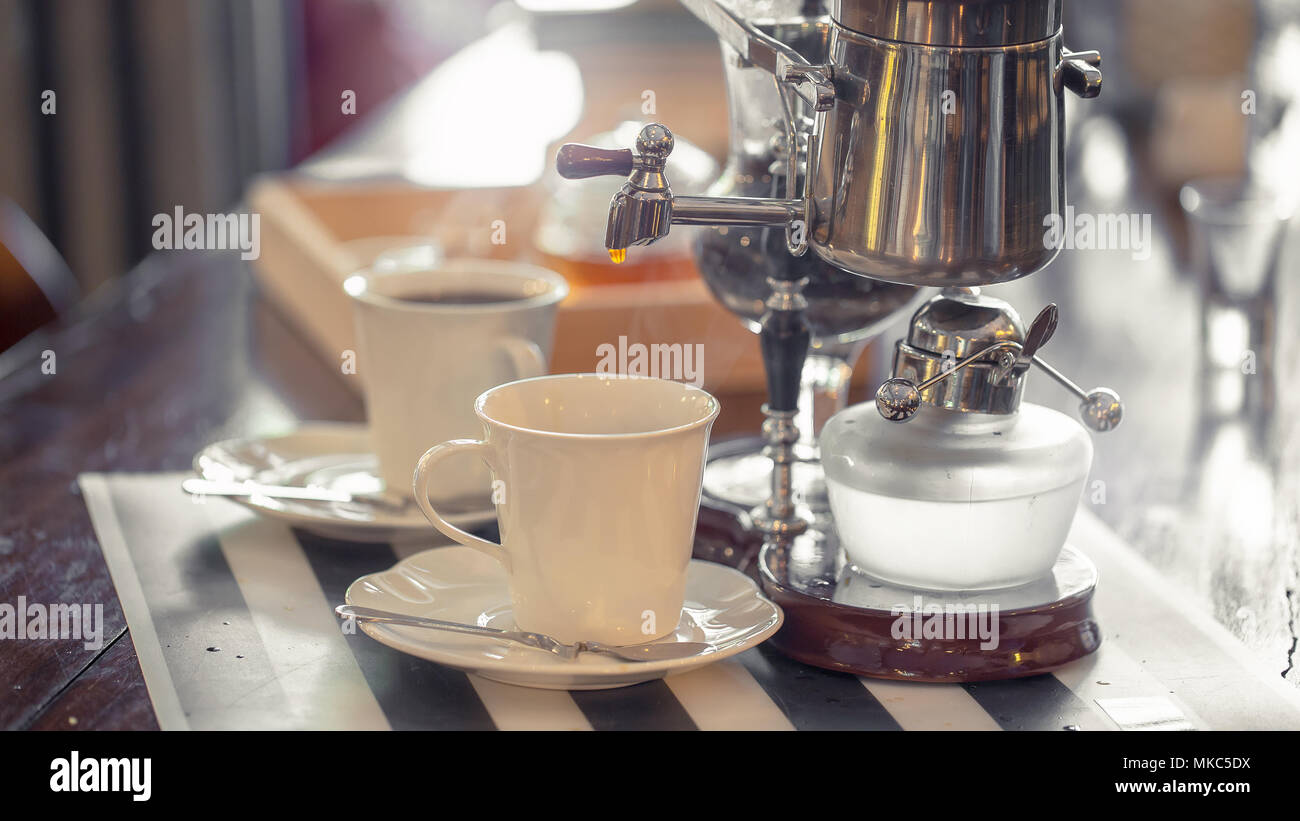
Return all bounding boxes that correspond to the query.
[343,255,568,505]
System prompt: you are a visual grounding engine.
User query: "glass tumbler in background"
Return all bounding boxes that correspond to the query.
[1180,178,1294,428]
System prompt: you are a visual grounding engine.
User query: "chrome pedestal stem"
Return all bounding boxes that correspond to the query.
[751,276,810,538]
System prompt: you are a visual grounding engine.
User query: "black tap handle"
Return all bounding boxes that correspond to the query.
[555,144,635,180]
[758,298,810,413]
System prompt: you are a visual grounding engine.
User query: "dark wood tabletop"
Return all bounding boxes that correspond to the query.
[1,254,307,730]
[0,249,781,730]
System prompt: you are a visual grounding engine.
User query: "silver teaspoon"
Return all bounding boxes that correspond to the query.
[182,478,411,512]
[335,605,714,663]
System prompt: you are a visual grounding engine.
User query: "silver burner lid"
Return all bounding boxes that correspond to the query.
[892,288,1028,416]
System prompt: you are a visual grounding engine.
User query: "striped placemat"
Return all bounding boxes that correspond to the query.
[79,472,1300,731]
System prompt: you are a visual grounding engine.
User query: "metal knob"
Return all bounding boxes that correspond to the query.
[1057,49,1103,98]
[635,123,674,160]
[875,378,922,422]
[1079,388,1123,432]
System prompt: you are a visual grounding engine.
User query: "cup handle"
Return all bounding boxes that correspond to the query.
[497,337,546,379]
[412,440,508,569]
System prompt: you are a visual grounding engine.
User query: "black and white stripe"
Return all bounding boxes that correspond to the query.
[294,529,496,731]
[81,473,1300,732]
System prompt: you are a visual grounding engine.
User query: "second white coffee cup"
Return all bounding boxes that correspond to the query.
[345,256,568,504]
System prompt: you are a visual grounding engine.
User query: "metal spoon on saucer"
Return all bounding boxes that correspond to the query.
[182,478,412,512]
[335,605,715,663]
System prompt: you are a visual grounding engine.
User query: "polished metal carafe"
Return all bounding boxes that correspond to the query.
[559,0,1101,284]
[810,0,1100,284]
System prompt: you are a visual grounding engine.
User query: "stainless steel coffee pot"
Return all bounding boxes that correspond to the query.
[557,0,1102,287]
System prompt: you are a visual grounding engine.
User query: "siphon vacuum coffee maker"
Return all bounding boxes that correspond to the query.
[555,0,1125,680]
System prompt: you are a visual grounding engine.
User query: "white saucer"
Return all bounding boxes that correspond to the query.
[345,546,784,690]
[192,423,496,543]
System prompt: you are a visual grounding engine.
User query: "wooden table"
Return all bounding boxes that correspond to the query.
[0,250,779,730]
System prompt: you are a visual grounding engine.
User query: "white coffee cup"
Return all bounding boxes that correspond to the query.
[344,257,568,503]
[413,374,720,645]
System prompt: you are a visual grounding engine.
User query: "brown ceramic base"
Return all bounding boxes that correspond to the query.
[758,538,1102,682]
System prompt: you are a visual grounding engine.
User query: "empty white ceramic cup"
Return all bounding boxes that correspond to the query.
[345,257,568,503]
[413,374,720,645]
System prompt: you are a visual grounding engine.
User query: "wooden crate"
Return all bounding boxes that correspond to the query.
[246,174,766,396]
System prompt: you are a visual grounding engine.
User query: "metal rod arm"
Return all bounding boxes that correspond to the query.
[671,196,801,227]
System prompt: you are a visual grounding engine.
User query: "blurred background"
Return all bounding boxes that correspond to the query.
[1,0,1299,682]
[1,0,1296,340]
[0,0,493,339]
